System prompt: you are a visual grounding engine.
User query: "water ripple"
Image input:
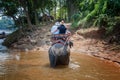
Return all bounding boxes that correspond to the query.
[69,62,80,69]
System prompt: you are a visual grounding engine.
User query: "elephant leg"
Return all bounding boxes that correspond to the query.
[49,54,57,68]
[63,55,70,65]
[58,54,70,65]
[65,55,70,65]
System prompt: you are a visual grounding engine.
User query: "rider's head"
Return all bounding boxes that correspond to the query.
[60,19,65,25]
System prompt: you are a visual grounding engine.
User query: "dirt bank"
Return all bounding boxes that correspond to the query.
[6,23,120,65]
[71,28,120,64]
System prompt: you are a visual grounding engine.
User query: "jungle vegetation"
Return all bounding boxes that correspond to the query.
[0,0,120,46]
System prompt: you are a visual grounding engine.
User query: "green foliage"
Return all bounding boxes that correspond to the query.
[94,15,120,36]
[102,0,107,13]
[105,17,120,35]
[0,0,57,26]
[107,0,120,16]
[57,5,67,19]
[72,14,80,22]
[93,14,108,27]
[0,0,120,34]
[71,13,81,28]
[72,0,120,30]
[81,0,106,22]
[79,0,95,12]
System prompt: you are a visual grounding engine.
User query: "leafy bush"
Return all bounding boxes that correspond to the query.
[71,14,81,28]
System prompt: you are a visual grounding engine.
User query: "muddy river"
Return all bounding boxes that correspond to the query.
[0,50,120,80]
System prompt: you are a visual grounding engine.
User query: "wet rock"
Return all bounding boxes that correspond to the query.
[14,44,34,51]
[0,32,6,39]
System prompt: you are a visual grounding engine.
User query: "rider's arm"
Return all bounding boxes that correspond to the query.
[66,30,71,36]
[51,25,59,34]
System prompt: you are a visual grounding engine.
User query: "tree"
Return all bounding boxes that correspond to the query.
[66,0,80,21]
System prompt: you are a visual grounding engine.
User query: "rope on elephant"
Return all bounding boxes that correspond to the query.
[51,34,70,45]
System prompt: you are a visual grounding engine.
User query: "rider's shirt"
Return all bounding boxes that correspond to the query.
[51,22,60,34]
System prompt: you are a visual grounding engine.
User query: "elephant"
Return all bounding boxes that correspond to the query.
[48,40,73,68]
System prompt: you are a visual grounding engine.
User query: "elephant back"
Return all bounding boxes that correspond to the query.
[49,42,70,56]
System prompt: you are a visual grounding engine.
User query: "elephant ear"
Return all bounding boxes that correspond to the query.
[68,41,73,48]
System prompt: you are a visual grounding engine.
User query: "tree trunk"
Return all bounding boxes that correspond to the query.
[11,16,18,26]
[19,0,33,28]
[35,11,39,26]
[59,0,62,19]
[66,0,78,21]
[24,7,33,28]
[54,6,57,19]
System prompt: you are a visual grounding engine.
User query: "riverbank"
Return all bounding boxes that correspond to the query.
[71,28,120,65]
[3,23,120,65]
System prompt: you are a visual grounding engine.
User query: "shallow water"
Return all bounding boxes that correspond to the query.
[0,50,120,80]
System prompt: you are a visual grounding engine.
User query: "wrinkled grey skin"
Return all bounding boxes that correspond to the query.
[48,41,73,68]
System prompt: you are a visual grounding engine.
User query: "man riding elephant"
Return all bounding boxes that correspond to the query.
[49,19,73,68]
[50,19,71,45]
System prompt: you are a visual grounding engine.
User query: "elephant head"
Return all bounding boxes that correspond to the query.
[48,40,73,68]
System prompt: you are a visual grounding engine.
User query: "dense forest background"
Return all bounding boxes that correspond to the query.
[0,0,120,46]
